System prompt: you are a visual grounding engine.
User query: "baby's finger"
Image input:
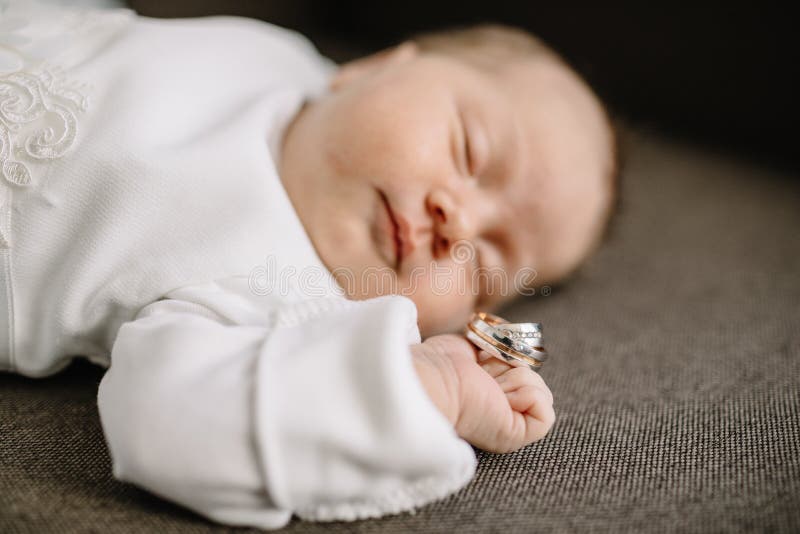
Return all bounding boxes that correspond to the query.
[506,386,556,442]
[523,369,554,403]
[477,351,512,378]
[497,367,554,404]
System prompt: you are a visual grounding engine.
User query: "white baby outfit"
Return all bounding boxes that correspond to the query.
[0,2,476,528]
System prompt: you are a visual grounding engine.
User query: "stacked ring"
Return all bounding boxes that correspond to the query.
[464,312,548,372]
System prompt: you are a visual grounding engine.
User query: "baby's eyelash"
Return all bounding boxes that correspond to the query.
[455,108,474,177]
[463,127,473,175]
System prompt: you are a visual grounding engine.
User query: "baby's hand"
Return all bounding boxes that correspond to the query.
[411,334,555,453]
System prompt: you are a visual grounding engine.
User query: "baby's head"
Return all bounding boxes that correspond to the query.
[279,24,618,337]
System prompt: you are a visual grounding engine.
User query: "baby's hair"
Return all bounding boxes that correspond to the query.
[408,24,558,67]
[407,23,623,292]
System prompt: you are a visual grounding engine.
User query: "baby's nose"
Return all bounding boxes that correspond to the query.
[427,189,476,241]
[441,209,474,242]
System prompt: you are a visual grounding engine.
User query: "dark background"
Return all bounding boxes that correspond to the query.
[129,1,798,172]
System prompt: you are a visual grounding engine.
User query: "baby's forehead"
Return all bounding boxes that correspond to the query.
[444,53,604,140]
[490,66,613,280]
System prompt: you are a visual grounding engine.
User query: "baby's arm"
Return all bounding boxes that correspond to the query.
[97,279,475,529]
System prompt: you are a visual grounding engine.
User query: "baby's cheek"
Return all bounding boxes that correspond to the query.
[394,262,476,336]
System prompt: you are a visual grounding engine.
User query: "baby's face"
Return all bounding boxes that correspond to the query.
[279,43,613,337]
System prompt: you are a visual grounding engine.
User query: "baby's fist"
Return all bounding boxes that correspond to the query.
[411,334,555,453]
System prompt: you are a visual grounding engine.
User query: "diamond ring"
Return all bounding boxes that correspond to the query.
[464,312,548,372]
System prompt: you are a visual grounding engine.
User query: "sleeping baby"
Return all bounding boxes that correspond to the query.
[0,1,617,529]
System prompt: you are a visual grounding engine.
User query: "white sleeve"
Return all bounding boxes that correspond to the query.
[96,278,477,529]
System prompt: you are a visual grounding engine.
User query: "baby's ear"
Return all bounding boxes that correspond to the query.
[329,41,418,91]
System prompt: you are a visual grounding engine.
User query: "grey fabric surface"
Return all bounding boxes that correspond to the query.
[1,130,799,533]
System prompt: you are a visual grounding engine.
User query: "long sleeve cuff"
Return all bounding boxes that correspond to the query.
[257,294,476,522]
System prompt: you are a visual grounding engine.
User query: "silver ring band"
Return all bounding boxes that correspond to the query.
[468,315,548,363]
[465,312,549,372]
[465,328,543,373]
